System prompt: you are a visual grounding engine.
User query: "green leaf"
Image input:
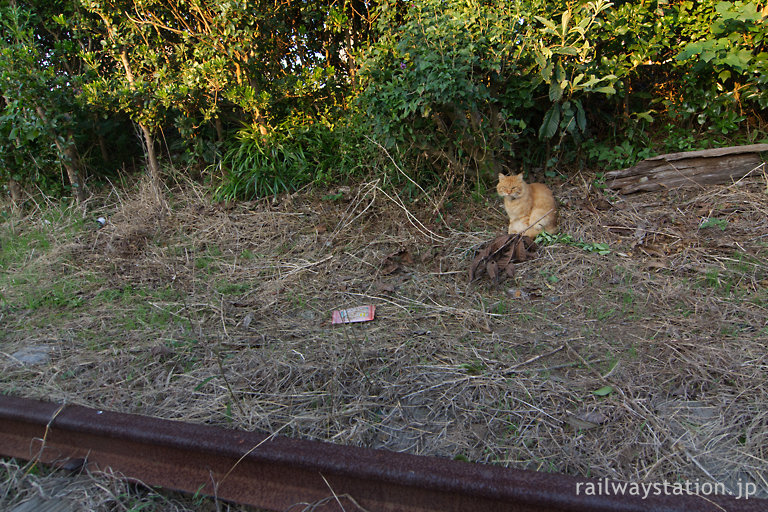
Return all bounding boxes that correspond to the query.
[701,50,716,63]
[553,46,579,56]
[534,16,558,32]
[575,100,586,131]
[561,10,572,36]
[540,61,554,81]
[549,80,564,102]
[718,49,753,70]
[592,85,616,95]
[676,41,704,61]
[593,385,613,396]
[194,376,215,392]
[539,104,561,139]
[715,1,731,14]
[718,70,732,82]
[636,111,654,122]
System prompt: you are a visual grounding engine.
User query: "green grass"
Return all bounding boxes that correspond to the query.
[216,281,251,295]
[586,304,615,321]
[1,267,96,314]
[692,250,768,300]
[0,226,51,270]
[0,204,96,314]
[536,232,611,255]
[491,299,509,315]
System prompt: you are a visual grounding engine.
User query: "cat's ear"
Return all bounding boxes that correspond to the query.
[498,173,505,180]
[517,172,524,179]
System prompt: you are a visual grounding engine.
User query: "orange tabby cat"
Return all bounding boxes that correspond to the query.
[497,173,558,237]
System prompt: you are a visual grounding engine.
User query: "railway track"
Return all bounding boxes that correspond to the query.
[0,395,762,511]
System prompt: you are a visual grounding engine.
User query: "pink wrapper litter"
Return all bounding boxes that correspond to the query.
[331,305,375,324]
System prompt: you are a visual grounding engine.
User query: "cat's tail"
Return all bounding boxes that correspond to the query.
[526,208,557,236]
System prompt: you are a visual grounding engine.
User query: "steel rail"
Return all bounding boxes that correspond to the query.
[0,395,762,512]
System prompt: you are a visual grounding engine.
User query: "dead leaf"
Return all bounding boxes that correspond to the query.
[567,410,609,430]
[381,248,413,275]
[374,281,396,293]
[638,244,665,257]
[592,197,613,210]
[487,260,499,283]
[506,288,529,300]
[381,260,399,275]
[645,260,669,271]
[469,234,539,283]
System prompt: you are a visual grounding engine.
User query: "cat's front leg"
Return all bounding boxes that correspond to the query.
[507,220,529,235]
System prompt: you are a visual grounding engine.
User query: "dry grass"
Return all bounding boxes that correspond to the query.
[1,170,767,503]
[0,457,259,511]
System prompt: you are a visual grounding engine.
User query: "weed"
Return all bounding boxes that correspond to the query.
[699,217,728,230]
[536,232,610,255]
[322,192,345,202]
[593,385,613,397]
[471,179,487,204]
[216,282,251,295]
[193,375,216,392]
[491,299,509,315]
[587,304,615,321]
[459,361,485,375]
[585,138,654,170]
[287,291,308,310]
[215,121,365,200]
[194,256,215,271]
[517,310,535,323]
[540,270,559,284]
[699,268,744,296]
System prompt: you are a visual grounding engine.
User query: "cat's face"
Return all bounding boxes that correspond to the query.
[497,173,525,198]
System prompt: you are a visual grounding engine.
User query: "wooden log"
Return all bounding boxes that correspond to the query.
[606,144,768,194]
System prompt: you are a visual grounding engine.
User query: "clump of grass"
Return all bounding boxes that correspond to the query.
[214,121,367,201]
[536,231,611,255]
[0,457,247,511]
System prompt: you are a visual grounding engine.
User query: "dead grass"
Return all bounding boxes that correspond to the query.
[1,170,767,502]
[0,457,262,511]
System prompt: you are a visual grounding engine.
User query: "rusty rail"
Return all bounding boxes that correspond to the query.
[0,395,762,512]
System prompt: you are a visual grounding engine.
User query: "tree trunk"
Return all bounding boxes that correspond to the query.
[8,178,22,206]
[59,140,86,204]
[35,106,85,204]
[139,123,166,209]
[214,117,224,143]
[98,134,110,163]
[94,114,110,163]
[120,50,165,210]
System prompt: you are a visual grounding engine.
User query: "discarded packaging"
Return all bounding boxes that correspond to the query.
[332,305,375,324]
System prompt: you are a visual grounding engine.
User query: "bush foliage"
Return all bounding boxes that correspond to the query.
[0,0,766,200]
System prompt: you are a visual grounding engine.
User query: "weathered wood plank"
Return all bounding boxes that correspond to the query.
[606,145,767,194]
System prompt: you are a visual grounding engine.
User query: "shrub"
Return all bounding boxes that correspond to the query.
[214,119,370,201]
[357,0,617,182]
